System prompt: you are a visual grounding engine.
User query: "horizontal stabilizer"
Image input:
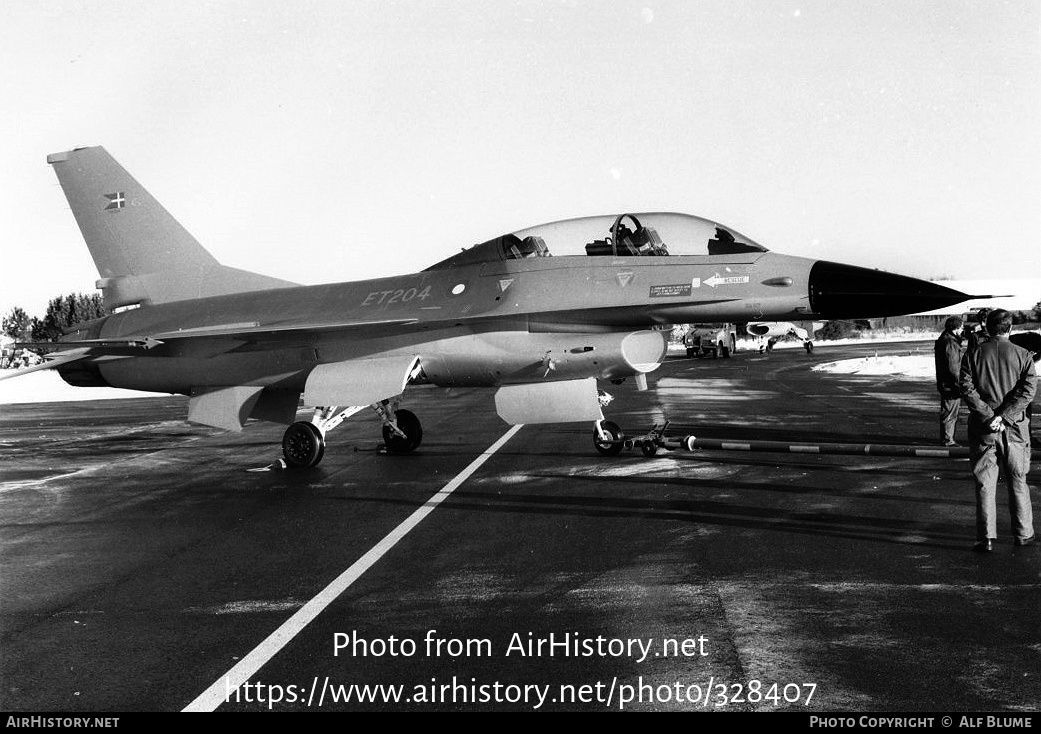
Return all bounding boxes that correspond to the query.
[0,349,92,382]
[188,386,265,432]
[16,338,161,351]
[304,355,421,407]
[249,389,301,425]
[494,378,603,425]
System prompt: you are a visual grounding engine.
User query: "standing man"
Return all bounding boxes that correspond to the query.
[934,315,964,446]
[960,309,1037,552]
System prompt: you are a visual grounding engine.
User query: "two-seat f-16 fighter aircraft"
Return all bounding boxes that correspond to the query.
[5,146,978,467]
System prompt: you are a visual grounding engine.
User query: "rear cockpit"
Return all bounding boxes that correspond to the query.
[424,211,768,270]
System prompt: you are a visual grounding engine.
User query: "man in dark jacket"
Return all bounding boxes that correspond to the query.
[960,310,1037,551]
[934,316,964,446]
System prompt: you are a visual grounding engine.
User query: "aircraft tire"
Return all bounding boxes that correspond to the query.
[593,421,625,456]
[383,409,422,453]
[805,341,814,354]
[282,421,326,468]
[640,441,658,457]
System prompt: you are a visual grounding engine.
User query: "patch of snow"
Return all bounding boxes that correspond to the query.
[813,354,933,378]
[0,370,171,404]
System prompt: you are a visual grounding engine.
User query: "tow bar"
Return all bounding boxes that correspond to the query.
[603,421,970,459]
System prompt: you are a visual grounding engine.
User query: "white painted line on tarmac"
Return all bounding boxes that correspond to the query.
[182,424,524,712]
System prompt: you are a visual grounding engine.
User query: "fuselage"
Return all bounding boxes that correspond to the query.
[62,250,819,394]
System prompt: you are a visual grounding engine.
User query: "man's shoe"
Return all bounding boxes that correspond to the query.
[1014,536,1035,547]
[943,440,959,447]
[973,540,993,553]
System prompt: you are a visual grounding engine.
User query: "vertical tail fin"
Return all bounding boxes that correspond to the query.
[48,146,296,309]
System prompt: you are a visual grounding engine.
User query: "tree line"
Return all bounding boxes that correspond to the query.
[1,293,108,343]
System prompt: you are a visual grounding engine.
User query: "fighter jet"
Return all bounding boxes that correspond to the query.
[4,146,978,467]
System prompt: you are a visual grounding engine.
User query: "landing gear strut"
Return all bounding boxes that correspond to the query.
[281,404,365,468]
[279,400,423,468]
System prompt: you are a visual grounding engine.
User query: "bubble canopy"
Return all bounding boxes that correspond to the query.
[426,212,768,270]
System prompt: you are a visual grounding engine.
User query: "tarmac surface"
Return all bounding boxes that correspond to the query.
[1,342,1039,712]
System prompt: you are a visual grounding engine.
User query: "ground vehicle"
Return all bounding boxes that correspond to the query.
[683,323,737,358]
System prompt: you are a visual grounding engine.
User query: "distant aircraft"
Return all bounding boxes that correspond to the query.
[745,321,823,353]
[2,147,980,466]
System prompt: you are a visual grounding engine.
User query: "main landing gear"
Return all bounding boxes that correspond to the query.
[375,404,422,454]
[280,399,422,468]
[282,421,326,468]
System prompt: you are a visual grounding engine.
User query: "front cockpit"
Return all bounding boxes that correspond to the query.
[424,212,768,270]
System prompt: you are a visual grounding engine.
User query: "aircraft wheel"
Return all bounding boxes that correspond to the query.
[805,341,814,354]
[593,421,625,456]
[282,421,326,468]
[640,441,658,458]
[383,409,422,453]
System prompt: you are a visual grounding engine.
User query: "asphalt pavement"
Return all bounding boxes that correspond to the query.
[1,342,1038,712]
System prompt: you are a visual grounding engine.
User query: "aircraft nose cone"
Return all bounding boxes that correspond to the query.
[808,260,973,319]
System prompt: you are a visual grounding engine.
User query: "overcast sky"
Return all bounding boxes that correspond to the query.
[1,0,1038,317]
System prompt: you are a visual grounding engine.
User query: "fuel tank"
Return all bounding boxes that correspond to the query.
[416,330,668,386]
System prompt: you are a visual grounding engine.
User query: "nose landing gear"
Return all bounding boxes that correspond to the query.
[593,420,625,456]
[592,421,674,458]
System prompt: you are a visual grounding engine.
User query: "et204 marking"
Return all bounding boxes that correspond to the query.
[362,286,433,306]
